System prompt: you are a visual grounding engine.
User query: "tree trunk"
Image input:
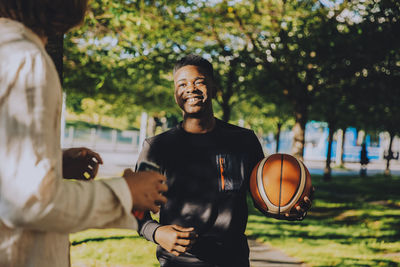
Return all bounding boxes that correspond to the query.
[384,132,395,176]
[335,129,343,167]
[324,122,335,181]
[340,129,346,167]
[291,105,307,160]
[275,122,282,153]
[45,33,64,84]
[221,102,231,122]
[220,60,238,122]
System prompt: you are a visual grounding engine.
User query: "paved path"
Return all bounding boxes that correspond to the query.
[249,239,306,267]
[90,148,400,177]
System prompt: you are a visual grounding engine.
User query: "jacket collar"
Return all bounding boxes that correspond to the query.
[0,18,45,49]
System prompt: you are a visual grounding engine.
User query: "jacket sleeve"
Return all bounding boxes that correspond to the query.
[247,131,266,212]
[135,140,162,243]
[250,131,265,171]
[0,45,137,233]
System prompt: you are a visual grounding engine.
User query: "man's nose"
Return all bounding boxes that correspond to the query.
[185,82,196,93]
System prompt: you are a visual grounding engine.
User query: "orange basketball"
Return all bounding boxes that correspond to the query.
[250,153,312,217]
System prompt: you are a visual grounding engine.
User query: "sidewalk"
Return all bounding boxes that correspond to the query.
[304,159,400,176]
[249,239,306,267]
[95,149,400,177]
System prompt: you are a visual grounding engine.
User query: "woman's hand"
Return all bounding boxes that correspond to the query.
[62,147,103,180]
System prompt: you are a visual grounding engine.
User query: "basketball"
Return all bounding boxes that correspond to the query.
[249,153,312,217]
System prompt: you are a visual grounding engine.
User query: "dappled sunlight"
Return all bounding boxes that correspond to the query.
[246,174,400,266]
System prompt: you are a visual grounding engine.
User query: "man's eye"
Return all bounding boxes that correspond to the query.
[195,81,205,86]
[178,83,186,88]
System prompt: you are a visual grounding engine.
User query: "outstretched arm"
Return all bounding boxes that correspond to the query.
[0,49,166,233]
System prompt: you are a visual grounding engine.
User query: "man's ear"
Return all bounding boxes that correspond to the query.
[174,89,179,104]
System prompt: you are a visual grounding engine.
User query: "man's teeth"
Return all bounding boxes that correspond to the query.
[187,98,198,103]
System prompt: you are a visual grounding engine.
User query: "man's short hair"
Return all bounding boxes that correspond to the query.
[0,0,88,36]
[173,54,214,80]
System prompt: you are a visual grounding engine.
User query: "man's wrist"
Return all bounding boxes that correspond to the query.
[141,221,162,243]
[152,225,163,245]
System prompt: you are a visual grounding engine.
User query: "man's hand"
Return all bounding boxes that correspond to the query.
[284,186,315,221]
[63,147,103,180]
[154,225,198,256]
[122,168,168,213]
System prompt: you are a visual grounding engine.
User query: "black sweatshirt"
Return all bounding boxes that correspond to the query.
[136,118,264,267]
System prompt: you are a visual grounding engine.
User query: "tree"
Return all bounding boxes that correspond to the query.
[64,0,187,114]
[218,0,353,159]
[308,13,359,180]
[349,0,400,175]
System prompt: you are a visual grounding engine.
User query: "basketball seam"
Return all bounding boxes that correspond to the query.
[283,157,302,206]
[256,153,307,214]
[285,158,306,211]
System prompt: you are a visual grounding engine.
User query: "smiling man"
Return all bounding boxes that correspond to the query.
[135,54,266,267]
[136,54,312,266]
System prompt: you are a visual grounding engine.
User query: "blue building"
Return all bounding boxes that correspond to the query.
[263,121,386,162]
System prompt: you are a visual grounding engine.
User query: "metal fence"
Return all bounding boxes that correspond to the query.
[62,126,140,152]
[62,124,399,163]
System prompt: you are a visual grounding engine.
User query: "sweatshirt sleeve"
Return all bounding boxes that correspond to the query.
[252,131,265,165]
[135,140,162,243]
[0,41,137,233]
[138,212,162,243]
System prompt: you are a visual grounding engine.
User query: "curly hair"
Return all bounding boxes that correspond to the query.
[173,54,215,81]
[0,0,88,36]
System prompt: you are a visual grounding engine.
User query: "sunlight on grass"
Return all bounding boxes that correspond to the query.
[70,229,158,267]
[246,174,400,267]
[69,175,400,267]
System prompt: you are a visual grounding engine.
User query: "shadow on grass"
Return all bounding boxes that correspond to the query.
[251,258,303,265]
[246,174,400,266]
[71,235,142,246]
[332,257,400,267]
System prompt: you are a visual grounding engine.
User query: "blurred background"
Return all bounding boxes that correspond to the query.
[45,0,399,266]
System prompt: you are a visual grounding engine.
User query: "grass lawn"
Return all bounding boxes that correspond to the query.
[70,174,400,267]
[70,229,158,267]
[246,174,400,266]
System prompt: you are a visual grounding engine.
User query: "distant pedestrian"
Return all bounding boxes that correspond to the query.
[360,143,369,177]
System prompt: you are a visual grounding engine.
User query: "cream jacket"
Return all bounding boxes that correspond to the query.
[0,18,138,267]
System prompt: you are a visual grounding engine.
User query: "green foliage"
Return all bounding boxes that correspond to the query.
[64,0,184,114]
[66,97,143,130]
[349,0,400,136]
[63,0,400,143]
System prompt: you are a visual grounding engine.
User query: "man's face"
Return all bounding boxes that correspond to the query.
[173,65,214,116]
